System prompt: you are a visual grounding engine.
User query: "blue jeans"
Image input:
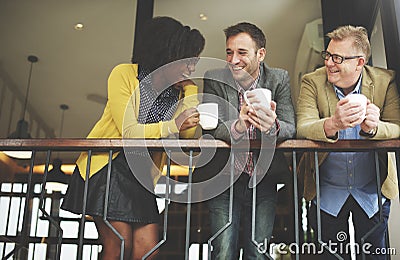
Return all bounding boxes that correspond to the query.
[207,173,277,260]
[310,196,390,260]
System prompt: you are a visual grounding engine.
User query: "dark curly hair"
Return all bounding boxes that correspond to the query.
[132,16,205,72]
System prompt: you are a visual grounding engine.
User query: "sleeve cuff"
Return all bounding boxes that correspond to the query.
[161,120,179,137]
[230,119,246,141]
[360,127,377,138]
[264,119,280,136]
[183,84,197,96]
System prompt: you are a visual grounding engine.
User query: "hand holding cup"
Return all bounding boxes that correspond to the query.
[331,94,367,129]
[344,93,367,127]
[346,94,367,118]
[244,88,272,110]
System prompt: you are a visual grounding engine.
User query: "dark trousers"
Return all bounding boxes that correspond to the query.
[309,196,390,260]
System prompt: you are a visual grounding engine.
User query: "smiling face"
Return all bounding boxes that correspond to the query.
[226,32,266,88]
[165,58,197,82]
[325,38,366,94]
[172,58,197,82]
[151,58,198,92]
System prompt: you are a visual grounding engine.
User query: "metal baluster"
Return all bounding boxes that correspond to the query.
[77,150,92,260]
[396,150,400,204]
[184,150,194,260]
[251,166,273,259]
[360,151,383,260]
[251,169,257,245]
[3,151,35,260]
[2,182,15,258]
[208,152,235,259]
[315,151,322,245]
[142,150,171,259]
[102,150,125,260]
[38,150,63,260]
[315,151,343,259]
[292,151,299,260]
[32,186,40,259]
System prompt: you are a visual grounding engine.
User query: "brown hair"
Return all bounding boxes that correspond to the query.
[327,25,371,61]
[224,22,266,50]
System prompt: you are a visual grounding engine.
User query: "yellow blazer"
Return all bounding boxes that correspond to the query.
[296,65,400,201]
[76,64,199,180]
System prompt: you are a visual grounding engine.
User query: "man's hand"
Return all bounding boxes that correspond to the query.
[234,104,252,133]
[324,98,365,137]
[247,101,277,132]
[360,100,379,134]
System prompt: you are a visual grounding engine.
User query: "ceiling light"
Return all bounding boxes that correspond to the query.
[3,55,38,159]
[57,104,69,138]
[46,104,70,184]
[199,14,208,21]
[74,23,84,30]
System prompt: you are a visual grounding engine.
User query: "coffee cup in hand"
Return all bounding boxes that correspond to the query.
[345,93,367,120]
[244,88,272,109]
[197,103,218,130]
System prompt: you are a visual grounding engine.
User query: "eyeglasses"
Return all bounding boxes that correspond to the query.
[321,51,363,64]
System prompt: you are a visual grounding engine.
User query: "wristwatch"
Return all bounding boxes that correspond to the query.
[264,119,280,136]
[360,127,377,138]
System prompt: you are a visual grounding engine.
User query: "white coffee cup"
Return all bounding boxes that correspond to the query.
[345,93,367,120]
[244,88,272,109]
[197,103,218,130]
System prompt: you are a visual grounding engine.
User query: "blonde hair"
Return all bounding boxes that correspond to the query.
[327,25,371,61]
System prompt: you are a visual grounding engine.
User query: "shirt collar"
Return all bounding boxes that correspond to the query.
[334,74,363,99]
[235,68,261,94]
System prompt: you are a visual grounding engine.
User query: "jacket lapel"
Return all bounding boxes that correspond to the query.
[361,68,374,103]
[324,80,339,117]
[257,63,267,90]
[224,71,239,109]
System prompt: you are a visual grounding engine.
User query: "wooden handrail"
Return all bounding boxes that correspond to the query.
[0,138,399,152]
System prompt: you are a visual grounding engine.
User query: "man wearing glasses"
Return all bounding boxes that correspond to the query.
[297,25,400,259]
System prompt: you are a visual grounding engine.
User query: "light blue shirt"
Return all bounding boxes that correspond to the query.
[317,76,385,218]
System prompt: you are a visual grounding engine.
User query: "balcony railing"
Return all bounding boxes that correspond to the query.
[0,138,399,260]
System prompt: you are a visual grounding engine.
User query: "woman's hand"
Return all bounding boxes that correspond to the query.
[175,107,200,131]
